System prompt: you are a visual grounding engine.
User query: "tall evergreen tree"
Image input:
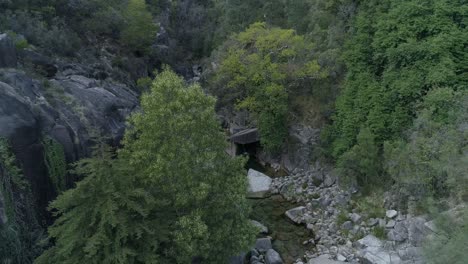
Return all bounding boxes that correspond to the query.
[121,0,157,53]
[36,69,255,263]
[35,144,159,264]
[119,68,255,262]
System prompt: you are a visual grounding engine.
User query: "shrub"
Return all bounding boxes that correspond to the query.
[42,137,67,194]
[336,127,383,189]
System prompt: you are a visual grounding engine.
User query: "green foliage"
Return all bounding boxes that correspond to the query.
[121,0,157,54]
[328,0,468,162]
[384,88,468,203]
[120,68,256,262]
[0,10,81,56]
[209,22,326,152]
[0,138,44,264]
[336,127,382,188]
[42,137,67,194]
[35,143,161,264]
[336,210,349,226]
[372,226,386,240]
[351,191,386,219]
[15,37,29,50]
[424,206,468,264]
[37,69,255,263]
[136,76,152,92]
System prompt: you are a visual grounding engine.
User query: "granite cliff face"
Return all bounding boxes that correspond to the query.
[0,33,139,222]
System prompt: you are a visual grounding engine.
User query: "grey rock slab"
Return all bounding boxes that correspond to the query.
[341,221,353,230]
[247,169,272,198]
[350,213,362,223]
[361,251,392,264]
[407,217,427,246]
[355,235,383,249]
[285,206,306,224]
[386,220,396,228]
[398,246,423,261]
[265,249,283,264]
[388,221,408,242]
[337,254,347,262]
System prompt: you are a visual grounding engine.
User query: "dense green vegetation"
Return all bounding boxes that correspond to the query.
[327,0,467,170]
[0,0,157,55]
[42,137,67,194]
[0,138,44,263]
[36,70,255,263]
[209,22,327,152]
[121,0,158,53]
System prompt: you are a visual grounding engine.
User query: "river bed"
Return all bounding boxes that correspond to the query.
[250,195,313,263]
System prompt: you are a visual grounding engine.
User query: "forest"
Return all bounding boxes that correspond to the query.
[0,0,466,263]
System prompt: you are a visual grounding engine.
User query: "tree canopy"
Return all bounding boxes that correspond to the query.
[36,69,255,263]
[209,22,327,152]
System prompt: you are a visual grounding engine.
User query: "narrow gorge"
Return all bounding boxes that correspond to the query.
[0,0,466,264]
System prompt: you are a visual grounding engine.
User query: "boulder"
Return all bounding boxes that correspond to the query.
[387,221,407,242]
[255,238,272,253]
[355,235,383,249]
[265,249,283,264]
[397,246,423,261]
[341,221,353,231]
[361,251,391,264]
[250,220,269,234]
[285,206,306,224]
[350,213,362,223]
[386,210,398,219]
[407,217,427,246]
[0,33,17,68]
[386,220,396,228]
[247,169,272,198]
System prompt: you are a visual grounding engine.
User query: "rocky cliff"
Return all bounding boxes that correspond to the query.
[0,33,139,223]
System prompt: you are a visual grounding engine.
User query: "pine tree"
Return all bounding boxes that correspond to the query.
[119,68,255,262]
[35,143,159,264]
[36,69,255,263]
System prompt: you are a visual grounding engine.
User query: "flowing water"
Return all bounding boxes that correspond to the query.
[246,157,312,264]
[250,196,313,263]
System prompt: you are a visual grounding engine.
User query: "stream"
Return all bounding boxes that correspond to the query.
[246,159,312,264]
[250,196,313,263]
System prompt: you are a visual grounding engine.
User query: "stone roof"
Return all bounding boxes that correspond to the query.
[230,128,259,144]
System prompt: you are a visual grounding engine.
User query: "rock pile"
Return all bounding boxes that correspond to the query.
[266,167,437,264]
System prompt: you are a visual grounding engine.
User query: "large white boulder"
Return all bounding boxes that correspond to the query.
[247,169,272,198]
